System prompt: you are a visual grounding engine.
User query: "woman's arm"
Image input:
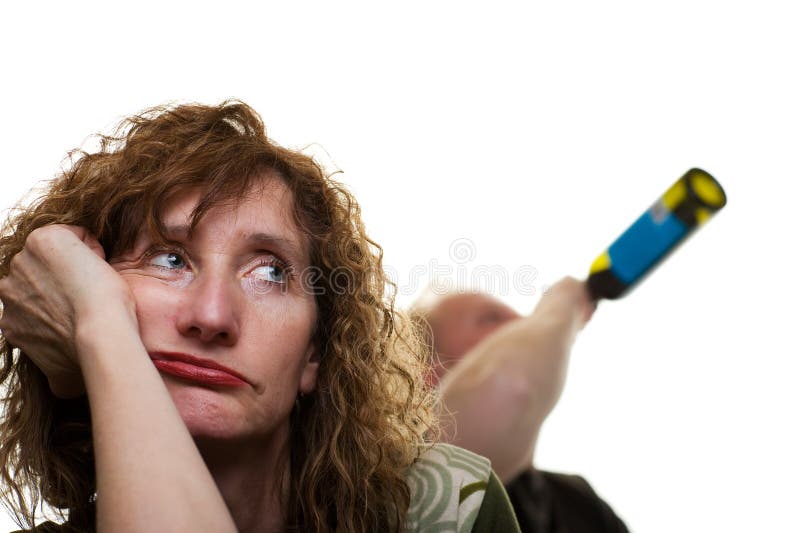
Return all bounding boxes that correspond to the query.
[437,278,594,483]
[78,314,236,533]
[0,225,236,533]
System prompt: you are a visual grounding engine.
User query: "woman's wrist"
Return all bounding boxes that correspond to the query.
[74,304,141,370]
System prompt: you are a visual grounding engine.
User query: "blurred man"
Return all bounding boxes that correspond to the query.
[413,277,628,533]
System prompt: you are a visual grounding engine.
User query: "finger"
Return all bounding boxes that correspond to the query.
[62,225,106,260]
[585,300,598,322]
[83,235,107,260]
[28,225,87,253]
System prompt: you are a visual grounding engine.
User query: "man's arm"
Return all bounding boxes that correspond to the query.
[437,278,594,482]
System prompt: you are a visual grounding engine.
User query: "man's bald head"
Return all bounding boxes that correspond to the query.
[418,292,521,385]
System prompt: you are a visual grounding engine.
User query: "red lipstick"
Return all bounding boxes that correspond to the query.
[149,352,248,387]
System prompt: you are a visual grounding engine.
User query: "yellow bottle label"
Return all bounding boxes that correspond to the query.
[689,171,726,207]
[590,250,612,274]
[662,178,687,210]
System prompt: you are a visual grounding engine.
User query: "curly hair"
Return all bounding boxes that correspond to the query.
[0,101,436,532]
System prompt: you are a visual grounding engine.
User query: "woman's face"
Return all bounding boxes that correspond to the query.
[111,177,318,443]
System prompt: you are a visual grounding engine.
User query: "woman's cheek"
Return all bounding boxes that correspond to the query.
[120,276,180,333]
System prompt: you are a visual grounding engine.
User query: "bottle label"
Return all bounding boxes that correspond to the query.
[608,201,688,284]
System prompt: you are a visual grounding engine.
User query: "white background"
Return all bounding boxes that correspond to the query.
[1,2,798,531]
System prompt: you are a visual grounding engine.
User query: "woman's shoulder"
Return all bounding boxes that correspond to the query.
[405,443,520,532]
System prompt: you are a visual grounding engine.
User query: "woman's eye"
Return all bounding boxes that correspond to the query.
[252,263,287,284]
[149,252,187,270]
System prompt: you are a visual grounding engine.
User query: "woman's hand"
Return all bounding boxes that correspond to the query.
[0,225,136,398]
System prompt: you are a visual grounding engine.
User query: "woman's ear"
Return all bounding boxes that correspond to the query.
[299,344,319,394]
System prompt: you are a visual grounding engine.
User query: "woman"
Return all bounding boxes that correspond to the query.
[0,102,519,532]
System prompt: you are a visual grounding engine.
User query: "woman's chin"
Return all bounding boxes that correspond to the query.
[163,381,242,438]
[180,405,243,440]
[160,374,289,444]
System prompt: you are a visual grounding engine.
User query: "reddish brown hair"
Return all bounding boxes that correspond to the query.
[0,101,435,531]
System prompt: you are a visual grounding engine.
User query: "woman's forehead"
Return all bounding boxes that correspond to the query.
[156,180,309,262]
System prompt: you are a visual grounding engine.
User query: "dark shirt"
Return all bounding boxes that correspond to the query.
[504,468,629,533]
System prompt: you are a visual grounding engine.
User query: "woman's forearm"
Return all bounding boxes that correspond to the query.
[77,314,237,533]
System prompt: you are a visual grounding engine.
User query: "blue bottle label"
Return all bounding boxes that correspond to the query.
[608,200,688,284]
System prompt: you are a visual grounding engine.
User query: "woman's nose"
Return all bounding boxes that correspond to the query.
[176,274,241,346]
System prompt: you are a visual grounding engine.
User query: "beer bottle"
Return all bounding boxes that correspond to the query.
[587,168,727,300]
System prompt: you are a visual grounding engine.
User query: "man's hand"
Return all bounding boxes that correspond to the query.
[535,277,597,333]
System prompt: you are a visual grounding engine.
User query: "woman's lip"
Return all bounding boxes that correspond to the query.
[148,352,248,387]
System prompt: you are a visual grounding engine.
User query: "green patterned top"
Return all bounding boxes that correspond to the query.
[405,443,520,532]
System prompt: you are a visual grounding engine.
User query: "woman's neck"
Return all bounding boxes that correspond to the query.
[195,426,290,533]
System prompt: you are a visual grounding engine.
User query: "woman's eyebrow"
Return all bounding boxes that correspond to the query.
[159,226,306,263]
[245,233,305,263]
[162,224,191,239]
